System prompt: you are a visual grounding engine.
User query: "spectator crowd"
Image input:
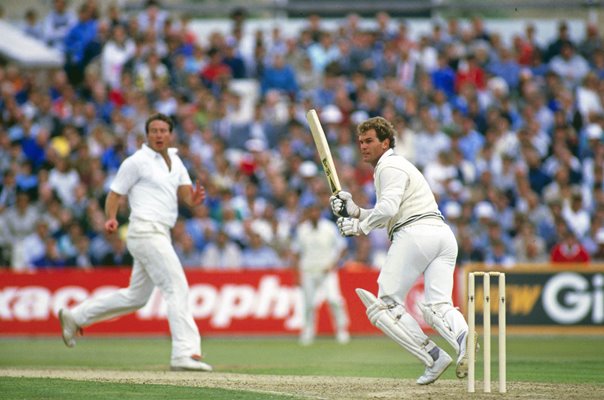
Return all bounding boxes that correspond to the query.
[1,0,604,272]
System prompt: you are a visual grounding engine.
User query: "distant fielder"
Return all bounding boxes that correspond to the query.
[58,113,212,372]
[291,201,350,345]
[330,116,469,385]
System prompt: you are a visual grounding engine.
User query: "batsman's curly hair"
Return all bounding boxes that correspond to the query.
[356,117,396,149]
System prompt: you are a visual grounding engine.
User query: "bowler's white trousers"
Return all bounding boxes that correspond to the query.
[378,220,467,346]
[71,220,201,361]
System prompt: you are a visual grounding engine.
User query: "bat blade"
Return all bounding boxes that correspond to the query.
[306,109,342,194]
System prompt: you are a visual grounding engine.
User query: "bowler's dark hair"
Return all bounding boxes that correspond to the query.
[145,113,174,134]
[357,116,396,149]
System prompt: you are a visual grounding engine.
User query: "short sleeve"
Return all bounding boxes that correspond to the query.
[177,159,193,187]
[110,157,138,195]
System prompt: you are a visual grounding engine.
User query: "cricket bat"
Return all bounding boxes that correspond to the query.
[306,109,342,194]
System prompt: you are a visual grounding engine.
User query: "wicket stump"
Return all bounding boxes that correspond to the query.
[468,271,506,393]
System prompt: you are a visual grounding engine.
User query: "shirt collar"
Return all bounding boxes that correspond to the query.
[376,148,395,166]
[141,143,178,158]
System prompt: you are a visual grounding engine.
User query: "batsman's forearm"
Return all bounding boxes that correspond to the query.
[104,191,121,219]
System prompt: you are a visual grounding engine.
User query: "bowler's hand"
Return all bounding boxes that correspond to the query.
[190,180,206,207]
[337,217,361,237]
[105,218,119,234]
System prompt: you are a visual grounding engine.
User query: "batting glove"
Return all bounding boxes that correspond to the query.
[337,217,361,237]
[330,191,360,218]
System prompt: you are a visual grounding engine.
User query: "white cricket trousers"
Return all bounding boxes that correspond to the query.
[377,221,467,348]
[300,270,349,338]
[379,221,458,305]
[70,220,201,361]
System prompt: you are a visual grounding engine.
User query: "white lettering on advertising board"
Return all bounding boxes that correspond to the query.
[0,286,119,321]
[542,273,604,324]
[137,275,304,329]
[0,276,303,330]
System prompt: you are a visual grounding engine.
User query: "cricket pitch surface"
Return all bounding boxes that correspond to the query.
[2,368,603,399]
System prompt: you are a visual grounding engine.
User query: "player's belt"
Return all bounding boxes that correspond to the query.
[388,212,444,240]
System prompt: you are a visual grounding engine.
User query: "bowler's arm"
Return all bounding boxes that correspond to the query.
[104,191,123,233]
[178,179,205,208]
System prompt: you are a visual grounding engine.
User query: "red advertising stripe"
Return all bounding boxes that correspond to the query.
[0,269,449,336]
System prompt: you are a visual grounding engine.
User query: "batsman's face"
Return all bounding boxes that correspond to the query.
[358,129,388,166]
[147,120,173,153]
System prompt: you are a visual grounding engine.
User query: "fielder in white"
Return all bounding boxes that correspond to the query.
[292,202,350,345]
[331,116,469,385]
[58,113,212,372]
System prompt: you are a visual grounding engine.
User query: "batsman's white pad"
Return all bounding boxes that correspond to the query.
[356,289,434,366]
[419,302,468,354]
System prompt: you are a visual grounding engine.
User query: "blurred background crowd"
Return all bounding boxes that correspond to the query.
[0,0,603,272]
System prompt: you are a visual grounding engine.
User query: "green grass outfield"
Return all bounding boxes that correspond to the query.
[1,335,604,399]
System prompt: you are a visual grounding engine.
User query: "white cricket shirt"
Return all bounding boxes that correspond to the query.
[110,144,192,228]
[359,149,443,237]
[292,218,346,273]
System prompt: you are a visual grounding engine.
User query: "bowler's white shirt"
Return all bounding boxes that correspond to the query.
[292,218,346,273]
[110,144,192,228]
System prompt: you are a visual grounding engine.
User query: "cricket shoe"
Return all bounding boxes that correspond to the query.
[456,330,479,378]
[299,336,314,346]
[59,308,82,348]
[416,348,453,385]
[336,331,350,344]
[299,329,314,346]
[170,355,213,372]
